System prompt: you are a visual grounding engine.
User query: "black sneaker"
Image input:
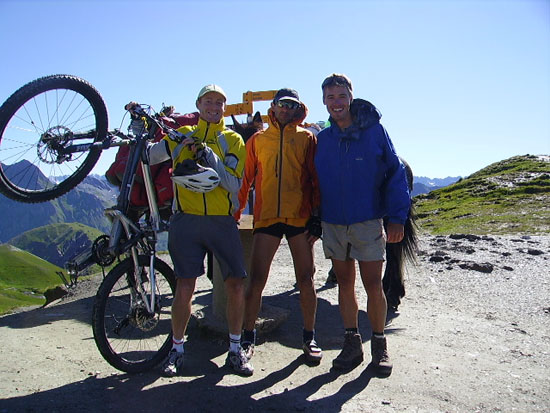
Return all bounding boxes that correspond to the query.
[302,339,323,363]
[241,341,255,361]
[162,349,184,377]
[226,349,254,376]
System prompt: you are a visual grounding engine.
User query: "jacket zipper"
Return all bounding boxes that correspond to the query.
[276,126,284,217]
[202,123,210,215]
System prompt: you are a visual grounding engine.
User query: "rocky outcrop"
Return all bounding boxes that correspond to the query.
[419,234,548,273]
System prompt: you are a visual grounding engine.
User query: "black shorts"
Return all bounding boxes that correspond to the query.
[253,222,305,239]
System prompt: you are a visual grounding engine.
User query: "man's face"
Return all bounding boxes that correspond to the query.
[271,99,300,126]
[196,92,226,124]
[322,85,353,127]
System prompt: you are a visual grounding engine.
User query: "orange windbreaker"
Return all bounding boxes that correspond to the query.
[236,104,320,229]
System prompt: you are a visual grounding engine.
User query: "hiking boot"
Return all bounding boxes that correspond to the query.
[241,341,255,361]
[370,335,393,377]
[302,339,323,363]
[332,333,364,370]
[226,349,254,376]
[162,349,184,377]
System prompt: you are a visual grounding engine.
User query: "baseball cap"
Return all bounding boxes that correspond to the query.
[273,88,301,104]
[197,84,227,101]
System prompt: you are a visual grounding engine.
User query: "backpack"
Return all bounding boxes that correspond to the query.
[105,112,200,210]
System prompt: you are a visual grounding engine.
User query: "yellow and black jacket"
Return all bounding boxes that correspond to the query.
[162,117,246,216]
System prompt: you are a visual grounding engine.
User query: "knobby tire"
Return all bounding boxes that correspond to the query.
[0,74,108,203]
[92,256,176,373]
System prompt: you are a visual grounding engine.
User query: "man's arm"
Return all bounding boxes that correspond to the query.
[147,140,171,165]
[202,146,242,193]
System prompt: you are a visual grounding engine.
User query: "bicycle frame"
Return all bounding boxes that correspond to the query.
[65,110,169,316]
[102,117,167,316]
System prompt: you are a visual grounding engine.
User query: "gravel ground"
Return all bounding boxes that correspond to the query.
[0,234,549,412]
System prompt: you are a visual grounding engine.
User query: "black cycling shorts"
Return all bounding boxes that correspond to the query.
[253,222,305,239]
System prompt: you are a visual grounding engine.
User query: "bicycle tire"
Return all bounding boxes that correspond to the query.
[92,255,176,373]
[0,74,108,203]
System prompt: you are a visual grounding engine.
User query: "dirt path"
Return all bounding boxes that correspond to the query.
[1,235,549,412]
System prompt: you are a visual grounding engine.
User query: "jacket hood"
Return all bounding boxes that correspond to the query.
[350,99,381,128]
[267,101,309,131]
[330,98,381,141]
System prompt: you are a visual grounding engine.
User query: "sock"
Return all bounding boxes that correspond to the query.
[242,329,256,344]
[345,328,358,335]
[229,333,241,353]
[303,329,315,343]
[372,331,385,339]
[172,337,184,353]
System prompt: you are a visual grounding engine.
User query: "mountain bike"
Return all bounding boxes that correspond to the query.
[0,74,183,373]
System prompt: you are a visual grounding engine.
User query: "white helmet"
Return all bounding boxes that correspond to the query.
[171,159,220,193]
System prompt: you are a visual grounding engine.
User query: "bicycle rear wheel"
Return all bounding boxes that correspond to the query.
[92,255,175,373]
[0,74,108,203]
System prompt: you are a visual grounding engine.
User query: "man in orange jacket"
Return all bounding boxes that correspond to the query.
[236,88,322,365]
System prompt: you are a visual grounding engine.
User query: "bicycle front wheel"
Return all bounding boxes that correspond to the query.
[92,255,176,373]
[0,74,108,203]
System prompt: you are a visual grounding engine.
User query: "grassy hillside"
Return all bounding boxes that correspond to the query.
[9,222,103,247]
[9,223,104,268]
[414,155,550,235]
[0,244,65,314]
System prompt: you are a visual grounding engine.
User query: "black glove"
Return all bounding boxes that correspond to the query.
[305,216,322,238]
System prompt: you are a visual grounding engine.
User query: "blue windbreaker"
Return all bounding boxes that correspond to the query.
[315,99,410,226]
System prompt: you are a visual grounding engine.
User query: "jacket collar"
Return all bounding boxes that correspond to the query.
[196,116,226,133]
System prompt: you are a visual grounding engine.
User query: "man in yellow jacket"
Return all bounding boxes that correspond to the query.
[236,88,322,365]
[147,84,253,377]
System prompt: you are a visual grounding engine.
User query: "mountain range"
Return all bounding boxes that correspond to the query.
[412,176,460,197]
[0,170,117,243]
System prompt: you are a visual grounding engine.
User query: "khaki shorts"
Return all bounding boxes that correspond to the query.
[322,219,386,262]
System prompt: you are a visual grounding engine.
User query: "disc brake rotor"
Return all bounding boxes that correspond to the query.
[37,126,73,164]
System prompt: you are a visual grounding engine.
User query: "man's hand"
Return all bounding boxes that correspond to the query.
[386,222,404,243]
[182,137,206,159]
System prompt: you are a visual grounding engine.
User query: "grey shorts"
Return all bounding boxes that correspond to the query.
[168,213,247,280]
[321,219,386,262]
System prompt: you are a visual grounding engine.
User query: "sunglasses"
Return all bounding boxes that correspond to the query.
[276,100,300,110]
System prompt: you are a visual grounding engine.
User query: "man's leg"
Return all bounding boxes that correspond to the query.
[224,277,246,336]
[331,259,364,369]
[163,277,196,376]
[288,233,322,362]
[225,276,254,376]
[331,259,358,329]
[171,277,197,341]
[243,233,281,331]
[358,260,393,376]
[357,260,386,333]
[288,232,317,332]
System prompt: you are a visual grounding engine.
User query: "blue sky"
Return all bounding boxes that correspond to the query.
[0,0,548,178]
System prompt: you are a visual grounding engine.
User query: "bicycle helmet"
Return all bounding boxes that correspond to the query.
[171,159,220,193]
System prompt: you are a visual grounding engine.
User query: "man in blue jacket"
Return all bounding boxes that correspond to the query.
[315,73,410,377]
